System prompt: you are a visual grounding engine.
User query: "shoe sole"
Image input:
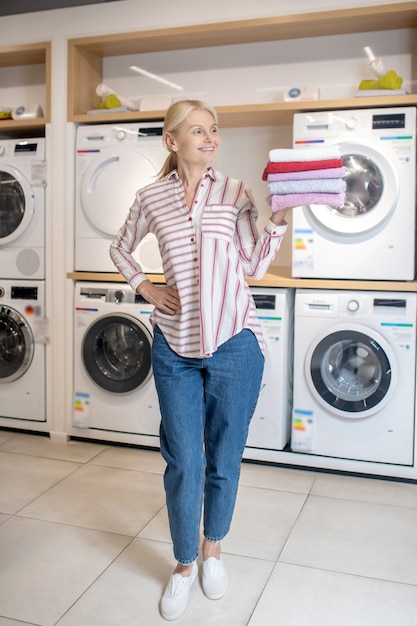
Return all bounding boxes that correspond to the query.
[203,588,228,600]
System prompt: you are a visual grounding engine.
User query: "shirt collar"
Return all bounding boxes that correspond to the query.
[166,167,217,182]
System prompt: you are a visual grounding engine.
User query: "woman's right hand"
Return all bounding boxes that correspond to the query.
[137,280,181,315]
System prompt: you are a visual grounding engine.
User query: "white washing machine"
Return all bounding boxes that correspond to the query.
[0,279,47,424]
[292,107,416,280]
[0,138,46,279]
[73,282,161,444]
[75,122,166,273]
[291,289,416,465]
[244,287,294,460]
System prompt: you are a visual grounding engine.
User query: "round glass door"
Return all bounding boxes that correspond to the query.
[305,325,396,418]
[0,166,35,244]
[307,142,399,236]
[82,313,152,393]
[80,150,159,236]
[0,305,34,382]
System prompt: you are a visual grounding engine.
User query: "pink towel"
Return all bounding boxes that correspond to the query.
[270,192,346,212]
[267,166,347,182]
[262,159,344,180]
[268,179,346,195]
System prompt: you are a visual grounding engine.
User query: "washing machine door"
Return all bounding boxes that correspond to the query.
[80,149,160,236]
[82,312,152,394]
[305,323,397,418]
[0,165,35,244]
[307,143,399,236]
[0,305,34,382]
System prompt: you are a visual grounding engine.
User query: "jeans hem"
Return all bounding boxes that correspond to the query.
[204,533,227,543]
[175,553,199,566]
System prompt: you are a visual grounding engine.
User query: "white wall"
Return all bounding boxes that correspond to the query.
[0,0,413,437]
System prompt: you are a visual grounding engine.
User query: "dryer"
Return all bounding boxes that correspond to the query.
[0,137,46,279]
[0,279,47,425]
[292,107,416,280]
[244,287,294,460]
[75,122,166,273]
[291,289,416,465]
[72,282,161,445]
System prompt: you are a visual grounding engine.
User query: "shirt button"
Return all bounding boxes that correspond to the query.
[190,237,194,242]
[188,216,192,221]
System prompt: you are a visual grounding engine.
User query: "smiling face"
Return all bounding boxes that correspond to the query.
[165,108,221,169]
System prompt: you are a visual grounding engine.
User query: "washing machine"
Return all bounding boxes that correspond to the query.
[244,287,294,460]
[292,107,416,280]
[0,279,47,424]
[73,282,161,444]
[0,137,46,279]
[75,122,166,273]
[291,289,416,465]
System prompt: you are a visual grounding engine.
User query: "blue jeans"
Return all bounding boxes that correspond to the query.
[152,326,264,565]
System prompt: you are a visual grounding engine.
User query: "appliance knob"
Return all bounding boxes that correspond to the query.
[345,117,358,130]
[114,290,124,303]
[116,130,127,141]
[0,286,4,297]
[347,299,360,312]
[0,146,5,157]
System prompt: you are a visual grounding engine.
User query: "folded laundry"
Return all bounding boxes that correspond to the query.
[262,159,344,179]
[268,146,341,163]
[270,192,346,212]
[268,178,346,195]
[267,166,348,182]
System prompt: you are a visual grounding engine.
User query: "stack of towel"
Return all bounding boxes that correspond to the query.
[262,146,347,212]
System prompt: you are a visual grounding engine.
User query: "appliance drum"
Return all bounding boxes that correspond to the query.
[308,328,393,417]
[82,313,152,394]
[0,306,34,382]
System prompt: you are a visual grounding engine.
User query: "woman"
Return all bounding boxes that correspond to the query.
[110,99,291,621]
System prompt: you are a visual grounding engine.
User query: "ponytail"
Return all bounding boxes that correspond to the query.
[158,152,178,179]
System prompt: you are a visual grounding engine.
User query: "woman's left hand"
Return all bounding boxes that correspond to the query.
[270,206,296,226]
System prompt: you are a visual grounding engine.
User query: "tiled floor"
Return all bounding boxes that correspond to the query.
[1,430,417,625]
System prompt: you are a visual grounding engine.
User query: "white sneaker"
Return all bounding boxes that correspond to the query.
[202,556,229,600]
[160,561,198,621]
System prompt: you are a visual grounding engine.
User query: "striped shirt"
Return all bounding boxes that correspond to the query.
[110,167,287,358]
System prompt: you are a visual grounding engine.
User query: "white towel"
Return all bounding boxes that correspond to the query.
[268,179,346,195]
[268,145,341,163]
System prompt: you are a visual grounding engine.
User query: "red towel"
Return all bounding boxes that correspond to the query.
[262,158,344,180]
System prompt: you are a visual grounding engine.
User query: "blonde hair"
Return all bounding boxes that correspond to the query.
[157,100,218,179]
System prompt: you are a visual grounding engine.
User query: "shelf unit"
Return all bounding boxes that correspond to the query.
[68,2,417,126]
[67,1,417,289]
[0,41,51,134]
[67,267,417,292]
[62,4,417,478]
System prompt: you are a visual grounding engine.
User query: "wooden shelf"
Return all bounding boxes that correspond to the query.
[68,3,417,55]
[0,117,49,134]
[67,268,417,292]
[216,95,417,128]
[67,2,417,124]
[0,41,50,67]
[70,94,417,128]
[0,41,51,132]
